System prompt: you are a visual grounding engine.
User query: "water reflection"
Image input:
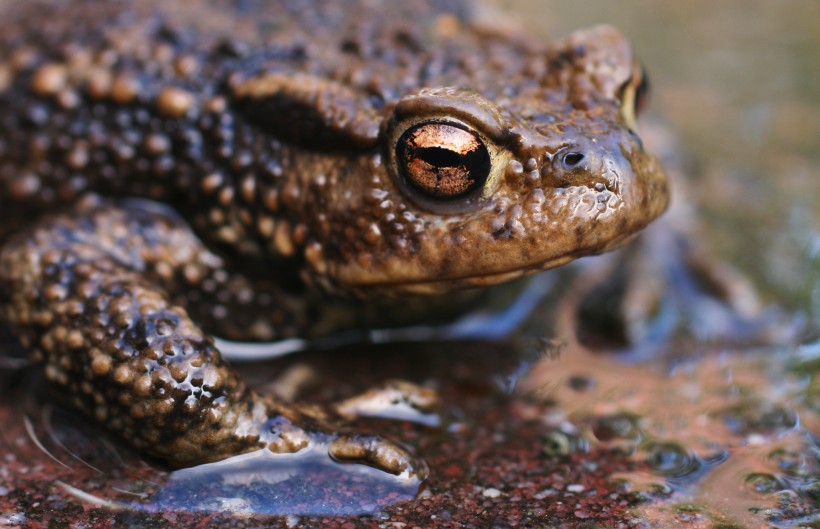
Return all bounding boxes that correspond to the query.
[10,384,423,517]
[149,448,422,515]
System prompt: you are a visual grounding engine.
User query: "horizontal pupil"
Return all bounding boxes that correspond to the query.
[418,146,475,168]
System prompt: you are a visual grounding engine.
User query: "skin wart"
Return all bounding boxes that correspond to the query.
[0,0,668,477]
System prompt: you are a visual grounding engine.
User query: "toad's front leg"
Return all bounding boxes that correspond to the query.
[0,197,425,478]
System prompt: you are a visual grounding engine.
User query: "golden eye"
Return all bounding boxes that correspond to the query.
[396,122,491,199]
[619,62,650,131]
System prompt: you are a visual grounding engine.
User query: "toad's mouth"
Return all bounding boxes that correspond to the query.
[399,264,559,295]
[386,253,577,296]
[345,229,641,297]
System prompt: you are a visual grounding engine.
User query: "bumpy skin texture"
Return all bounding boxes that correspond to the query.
[0,0,668,474]
[0,197,416,472]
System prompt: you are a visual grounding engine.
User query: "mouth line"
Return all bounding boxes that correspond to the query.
[354,255,576,295]
[341,224,644,296]
[398,231,641,288]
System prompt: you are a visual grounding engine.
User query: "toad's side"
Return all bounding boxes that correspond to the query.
[0,0,668,477]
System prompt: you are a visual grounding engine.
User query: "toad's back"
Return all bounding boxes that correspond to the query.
[0,0,567,245]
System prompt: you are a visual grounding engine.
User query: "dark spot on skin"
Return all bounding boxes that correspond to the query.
[574,224,586,247]
[213,38,249,58]
[340,38,360,55]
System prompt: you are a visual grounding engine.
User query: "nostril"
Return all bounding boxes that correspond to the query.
[561,152,586,170]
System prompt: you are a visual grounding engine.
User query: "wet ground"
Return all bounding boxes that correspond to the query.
[1,1,819,528]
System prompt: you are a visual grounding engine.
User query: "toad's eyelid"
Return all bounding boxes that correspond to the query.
[388,87,516,145]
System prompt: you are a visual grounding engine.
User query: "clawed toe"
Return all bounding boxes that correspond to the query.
[328,434,429,479]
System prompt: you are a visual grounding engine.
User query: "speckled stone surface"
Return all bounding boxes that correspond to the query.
[0,341,647,528]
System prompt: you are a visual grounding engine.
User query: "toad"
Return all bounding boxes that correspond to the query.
[0,0,668,478]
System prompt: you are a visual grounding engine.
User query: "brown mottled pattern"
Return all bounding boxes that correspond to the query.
[0,0,668,472]
[0,197,422,474]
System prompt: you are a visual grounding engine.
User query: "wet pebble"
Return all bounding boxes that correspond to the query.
[744,472,788,494]
[644,441,703,480]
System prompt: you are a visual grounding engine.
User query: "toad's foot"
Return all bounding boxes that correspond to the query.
[0,197,426,479]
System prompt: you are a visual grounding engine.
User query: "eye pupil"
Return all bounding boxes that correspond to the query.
[417,146,469,168]
[397,123,491,199]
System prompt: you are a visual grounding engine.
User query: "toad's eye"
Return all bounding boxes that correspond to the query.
[619,61,650,131]
[396,123,491,199]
